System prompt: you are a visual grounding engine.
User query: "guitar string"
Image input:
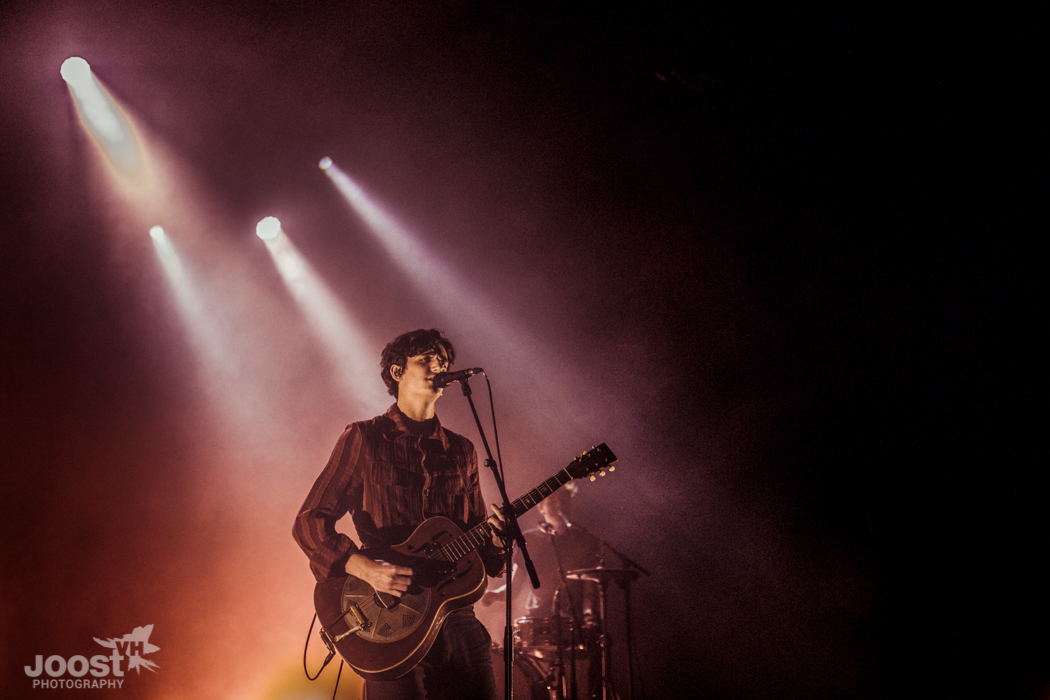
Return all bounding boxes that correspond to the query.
[428,448,610,562]
[431,472,575,562]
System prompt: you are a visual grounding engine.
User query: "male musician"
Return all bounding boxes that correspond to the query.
[293,328,508,700]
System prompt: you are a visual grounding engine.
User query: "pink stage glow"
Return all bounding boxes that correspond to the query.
[0,4,958,699]
[55,55,378,700]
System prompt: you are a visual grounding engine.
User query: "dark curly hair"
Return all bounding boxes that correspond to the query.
[380,328,456,398]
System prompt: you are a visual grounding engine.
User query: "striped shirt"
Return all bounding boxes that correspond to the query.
[293,404,504,582]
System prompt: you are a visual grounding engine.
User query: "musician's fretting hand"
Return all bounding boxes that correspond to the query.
[487,504,509,551]
[346,552,413,598]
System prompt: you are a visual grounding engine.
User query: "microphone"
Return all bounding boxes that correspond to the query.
[432,368,483,389]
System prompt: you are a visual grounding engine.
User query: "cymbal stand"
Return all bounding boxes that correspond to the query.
[569,564,642,700]
[594,571,612,700]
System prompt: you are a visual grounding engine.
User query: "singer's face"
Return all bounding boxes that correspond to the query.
[396,347,450,397]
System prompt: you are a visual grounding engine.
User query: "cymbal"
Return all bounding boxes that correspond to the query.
[566,567,640,585]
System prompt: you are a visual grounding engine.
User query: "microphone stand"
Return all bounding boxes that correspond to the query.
[458,378,541,700]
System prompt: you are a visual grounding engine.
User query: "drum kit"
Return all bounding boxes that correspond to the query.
[493,566,640,700]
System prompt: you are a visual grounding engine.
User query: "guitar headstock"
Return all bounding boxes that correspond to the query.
[565,443,617,481]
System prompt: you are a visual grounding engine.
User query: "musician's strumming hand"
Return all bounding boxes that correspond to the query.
[347,552,413,597]
[487,504,509,551]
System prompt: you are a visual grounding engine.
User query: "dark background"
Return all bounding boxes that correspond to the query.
[1,2,1043,699]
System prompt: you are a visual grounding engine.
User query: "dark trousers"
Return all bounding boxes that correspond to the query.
[364,608,499,700]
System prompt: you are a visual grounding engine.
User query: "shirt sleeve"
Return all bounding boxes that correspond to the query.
[293,424,364,582]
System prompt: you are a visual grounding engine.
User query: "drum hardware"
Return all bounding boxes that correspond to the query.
[508,615,594,700]
[504,563,644,699]
[566,567,641,700]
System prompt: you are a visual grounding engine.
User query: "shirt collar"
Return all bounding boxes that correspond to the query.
[381,403,451,450]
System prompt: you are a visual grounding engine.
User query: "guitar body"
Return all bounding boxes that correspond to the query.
[313,516,487,680]
[310,443,616,681]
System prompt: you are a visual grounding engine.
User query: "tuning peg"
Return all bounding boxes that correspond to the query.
[608,465,615,472]
[589,475,596,482]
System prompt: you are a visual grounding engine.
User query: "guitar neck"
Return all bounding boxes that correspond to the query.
[437,468,577,563]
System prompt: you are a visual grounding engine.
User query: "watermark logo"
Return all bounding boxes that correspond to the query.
[93,625,160,673]
[25,624,160,689]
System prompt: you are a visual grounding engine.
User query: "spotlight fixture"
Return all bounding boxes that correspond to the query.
[256,217,281,241]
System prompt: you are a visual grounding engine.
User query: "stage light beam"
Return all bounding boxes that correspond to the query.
[259,225,386,412]
[149,225,185,282]
[321,159,618,447]
[60,57,138,172]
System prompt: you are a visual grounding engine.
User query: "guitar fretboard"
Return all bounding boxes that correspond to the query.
[432,469,576,563]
